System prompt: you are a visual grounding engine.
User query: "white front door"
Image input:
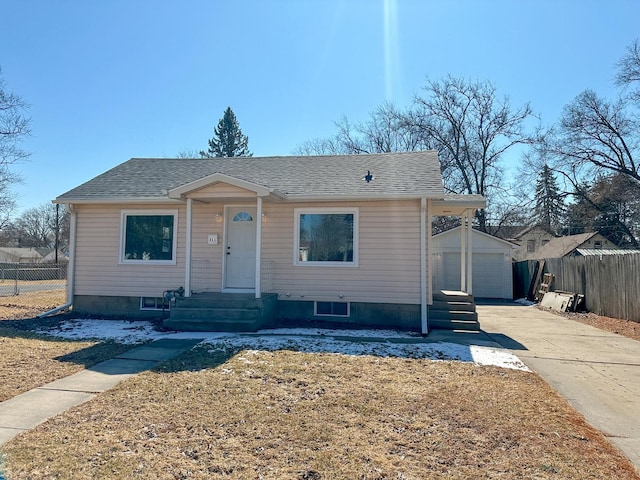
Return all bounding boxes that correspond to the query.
[224,207,257,290]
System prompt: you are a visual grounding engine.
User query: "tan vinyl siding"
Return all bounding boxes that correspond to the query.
[190,202,225,292]
[73,200,428,305]
[74,204,186,297]
[188,183,257,199]
[262,200,424,304]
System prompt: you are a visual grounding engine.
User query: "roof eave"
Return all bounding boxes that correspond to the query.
[284,193,445,202]
[53,197,184,205]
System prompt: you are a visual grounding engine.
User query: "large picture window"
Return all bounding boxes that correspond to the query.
[294,208,358,266]
[120,210,177,264]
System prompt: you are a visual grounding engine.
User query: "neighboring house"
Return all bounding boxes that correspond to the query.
[523,232,618,260]
[41,249,69,263]
[54,152,485,334]
[431,227,517,299]
[0,247,44,263]
[510,226,556,261]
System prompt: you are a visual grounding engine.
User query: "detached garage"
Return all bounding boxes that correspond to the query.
[432,226,516,299]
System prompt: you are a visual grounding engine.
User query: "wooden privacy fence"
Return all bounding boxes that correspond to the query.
[514,254,640,323]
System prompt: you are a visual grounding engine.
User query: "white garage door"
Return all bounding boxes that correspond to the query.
[441,252,508,298]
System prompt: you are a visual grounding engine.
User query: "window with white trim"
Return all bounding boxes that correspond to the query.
[294,207,358,266]
[120,210,178,264]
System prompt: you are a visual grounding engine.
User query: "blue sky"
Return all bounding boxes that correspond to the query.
[1,0,639,216]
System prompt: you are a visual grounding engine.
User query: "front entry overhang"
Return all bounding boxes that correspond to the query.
[172,175,273,301]
[167,173,285,201]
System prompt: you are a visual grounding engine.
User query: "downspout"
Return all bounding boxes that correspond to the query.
[466,209,474,295]
[420,198,428,335]
[460,212,466,292]
[184,198,193,297]
[255,197,262,299]
[426,199,433,306]
[39,203,76,317]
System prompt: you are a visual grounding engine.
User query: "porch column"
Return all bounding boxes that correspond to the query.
[184,198,193,297]
[255,196,263,299]
[426,199,433,306]
[466,209,474,295]
[420,198,428,334]
[460,212,466,292]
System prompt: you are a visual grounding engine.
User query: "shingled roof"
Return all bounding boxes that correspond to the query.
[523,232,599,260]
[55,151,446,203]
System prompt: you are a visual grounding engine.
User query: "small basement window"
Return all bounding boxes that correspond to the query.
[315,301,349,317]
[140,297,170,311]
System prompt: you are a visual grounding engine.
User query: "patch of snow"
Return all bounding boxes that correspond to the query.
[36,319,530,371]
[515,298,537,306]
[36,319,234,344]
[254,327,421,338]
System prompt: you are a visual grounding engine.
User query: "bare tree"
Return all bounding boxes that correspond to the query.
[405,76,534,231]
[12,203,69,250]
[294,103,431,155]
[534,40,640,246]
[0,67,30,225]
[616,39,640,101]
[295,78,535,232]
[294,134,349,156]
[176,148,200,158]
[544,90,638,183]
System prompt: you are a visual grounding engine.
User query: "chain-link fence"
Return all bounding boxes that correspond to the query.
[0,262,68,319]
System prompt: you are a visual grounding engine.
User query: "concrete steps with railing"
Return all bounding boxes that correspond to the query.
[428,290,480,331]
[163,292,278,332]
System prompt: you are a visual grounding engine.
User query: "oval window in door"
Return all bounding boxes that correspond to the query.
[232,211,253,222]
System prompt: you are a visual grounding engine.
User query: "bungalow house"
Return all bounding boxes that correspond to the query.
[54,151,485,334]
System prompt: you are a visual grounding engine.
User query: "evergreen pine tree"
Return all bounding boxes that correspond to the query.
[534,164,565,234]
[200,107,252,158]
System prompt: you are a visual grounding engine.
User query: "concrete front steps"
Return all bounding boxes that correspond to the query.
[163,292,278,332]
[428,290,480,331]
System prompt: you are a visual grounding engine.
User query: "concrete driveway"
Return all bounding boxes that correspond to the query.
[478,302,640,470]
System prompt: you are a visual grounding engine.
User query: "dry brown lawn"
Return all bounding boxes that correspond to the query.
[0,326,134,402]
[0,288,66,320]
[0,289,133,402]
[2,347,638,480]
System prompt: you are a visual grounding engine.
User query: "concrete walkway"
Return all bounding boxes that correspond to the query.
[478,302,640,470]
[0,338,203,446]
